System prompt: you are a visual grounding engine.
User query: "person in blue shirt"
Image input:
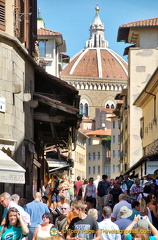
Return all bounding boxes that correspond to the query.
[0,207,29,240]
[129,201,142,221]
[25,192,50,240]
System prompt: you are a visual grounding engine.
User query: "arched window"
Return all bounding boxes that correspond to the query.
[85,103,88,117]
[80,99,89,117]
[105,100,115,109]
[79,103,83,115]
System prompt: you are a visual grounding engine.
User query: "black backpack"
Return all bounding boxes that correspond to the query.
[53,180,59,194]
[97,181,106,197]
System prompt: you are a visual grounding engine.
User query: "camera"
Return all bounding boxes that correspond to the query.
[140,216,144,219]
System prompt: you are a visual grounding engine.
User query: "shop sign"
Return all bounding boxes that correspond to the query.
[0,171,25,184]
[146,161,158,174]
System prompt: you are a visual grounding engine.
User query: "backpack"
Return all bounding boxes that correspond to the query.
[97,181,106,197]
[53,180,59,194]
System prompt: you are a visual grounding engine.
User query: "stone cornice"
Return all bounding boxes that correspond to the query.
[61,76,127,83]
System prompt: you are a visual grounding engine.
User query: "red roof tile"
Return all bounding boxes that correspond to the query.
[37,28,62,36]
[61,48,127,79]
[120,17,158,28]
[86,128,111,136]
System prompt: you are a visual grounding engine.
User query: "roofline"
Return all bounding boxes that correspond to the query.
[78,129,89,139]
[117,23,158,43]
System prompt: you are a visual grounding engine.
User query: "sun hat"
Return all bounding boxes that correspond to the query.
[120,206,132,218]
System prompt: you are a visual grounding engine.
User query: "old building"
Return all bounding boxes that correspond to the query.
[61,5,128,178]
[0,0,37,197]
[133,68,158,178]
[37,16,69,77]
[61,5,127,120]
[110,114,121,178]
[84,128,111,179]
[0,0,81,200]
[117,17,158,176]
[70,130,88,180]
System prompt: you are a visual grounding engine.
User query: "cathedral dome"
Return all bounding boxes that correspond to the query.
[61,48,127,79]
[61,5,128,80]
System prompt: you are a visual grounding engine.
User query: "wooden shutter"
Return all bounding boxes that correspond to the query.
[0,0,5,31]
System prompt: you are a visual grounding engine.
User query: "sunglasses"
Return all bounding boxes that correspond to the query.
[61,208,67,210]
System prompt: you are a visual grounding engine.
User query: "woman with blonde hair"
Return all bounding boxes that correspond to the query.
[124,215,158,240]
[139,198,152,223]
[58,174,70,205]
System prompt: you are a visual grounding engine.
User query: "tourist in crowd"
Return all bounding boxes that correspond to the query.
[111,194,132,221]
[84,177,97,210]
[58,174,70,204]
[25,192,50,240]
[98,206,121,240]
[97,175,110,209]
[81,179,88,200]
[128,201,142,221]
[94,175,101,189]
[146,193,158,229]
[124,215,158,240]
[11,194,21,205]
[130,179,143,202]
[18,198,26,210]
[50,175,60,209]
[122,175,133,194]
[42,175,50,198]
[115,206,133,240]
[0,192,30,225]
[74,176,83,201]
[0,207,29,239]
[32,213,54,240]
[88,208,98,220]
[68,178,74,203]
[108,180,123,209]
[55,203,70,233]
[137,184,151,201]
[67,200,101,240]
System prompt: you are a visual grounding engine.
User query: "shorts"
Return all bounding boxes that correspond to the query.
[52,192,60,203]
[86,196,96,204]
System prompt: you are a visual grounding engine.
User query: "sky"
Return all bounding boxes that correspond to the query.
[37,0,158,62]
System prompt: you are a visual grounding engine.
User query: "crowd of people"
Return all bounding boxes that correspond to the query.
[0,173,158,240]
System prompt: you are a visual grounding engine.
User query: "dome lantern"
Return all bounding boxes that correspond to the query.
[86,4,108,48]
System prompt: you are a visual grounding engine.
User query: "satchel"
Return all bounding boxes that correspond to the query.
[59,189,66,198]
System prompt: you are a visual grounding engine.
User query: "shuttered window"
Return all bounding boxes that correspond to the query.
[0,0,5,31]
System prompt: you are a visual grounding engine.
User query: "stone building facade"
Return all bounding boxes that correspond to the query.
[117,17,158,175]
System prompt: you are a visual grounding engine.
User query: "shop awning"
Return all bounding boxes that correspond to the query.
[0,150,25,184]
[46,158,69,173]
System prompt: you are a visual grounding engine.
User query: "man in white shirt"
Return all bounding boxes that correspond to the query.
[98,206,121,240]
[0,192,30,225]
[111,193,132,221]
